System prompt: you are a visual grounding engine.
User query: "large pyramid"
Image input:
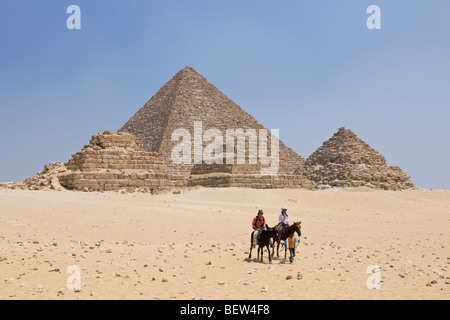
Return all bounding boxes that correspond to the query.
[119,66,306,179]
[299,127,416,190]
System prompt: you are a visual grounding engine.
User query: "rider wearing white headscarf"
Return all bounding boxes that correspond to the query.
[278,207,289,232]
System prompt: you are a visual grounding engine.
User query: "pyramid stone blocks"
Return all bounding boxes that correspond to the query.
[119,67,305,178]
[189,142,312,189]
[58,131,185,192]
[300,127,415,190]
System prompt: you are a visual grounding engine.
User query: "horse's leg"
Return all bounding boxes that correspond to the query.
[267,245,271,263]
[276,239,280,258]
[256,243,260,261]
[271,236,276,256]
[260,245,263,262]
[249,232,254,259]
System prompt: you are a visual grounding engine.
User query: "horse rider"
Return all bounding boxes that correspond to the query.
[252,209,267,248]
[278,207,289,234]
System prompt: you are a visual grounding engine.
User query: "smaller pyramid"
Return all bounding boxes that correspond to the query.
[299,127,415,190]
[58,131,184,192]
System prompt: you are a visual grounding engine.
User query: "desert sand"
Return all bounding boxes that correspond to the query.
[0,187,448,300]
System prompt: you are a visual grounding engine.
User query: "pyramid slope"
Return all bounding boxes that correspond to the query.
[301,127,415,190]
[119,67,305,176]
[306,127,386,167]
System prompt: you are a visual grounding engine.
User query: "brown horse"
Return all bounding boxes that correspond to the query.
[248,229,276,263]
[273,221,302,259]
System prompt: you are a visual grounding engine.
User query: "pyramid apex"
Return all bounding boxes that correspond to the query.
[335,127,357,137]
[171,66,203,81]
[178,65,198,73]
[337,126,353,133]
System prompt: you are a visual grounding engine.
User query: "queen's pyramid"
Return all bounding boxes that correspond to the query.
[299,127,415,190]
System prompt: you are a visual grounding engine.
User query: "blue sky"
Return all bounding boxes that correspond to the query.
[0,1,449,189]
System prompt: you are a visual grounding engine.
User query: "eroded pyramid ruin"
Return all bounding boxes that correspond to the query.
[299,127,416,190]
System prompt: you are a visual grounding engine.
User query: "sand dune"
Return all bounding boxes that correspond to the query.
[0,187,448,300]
